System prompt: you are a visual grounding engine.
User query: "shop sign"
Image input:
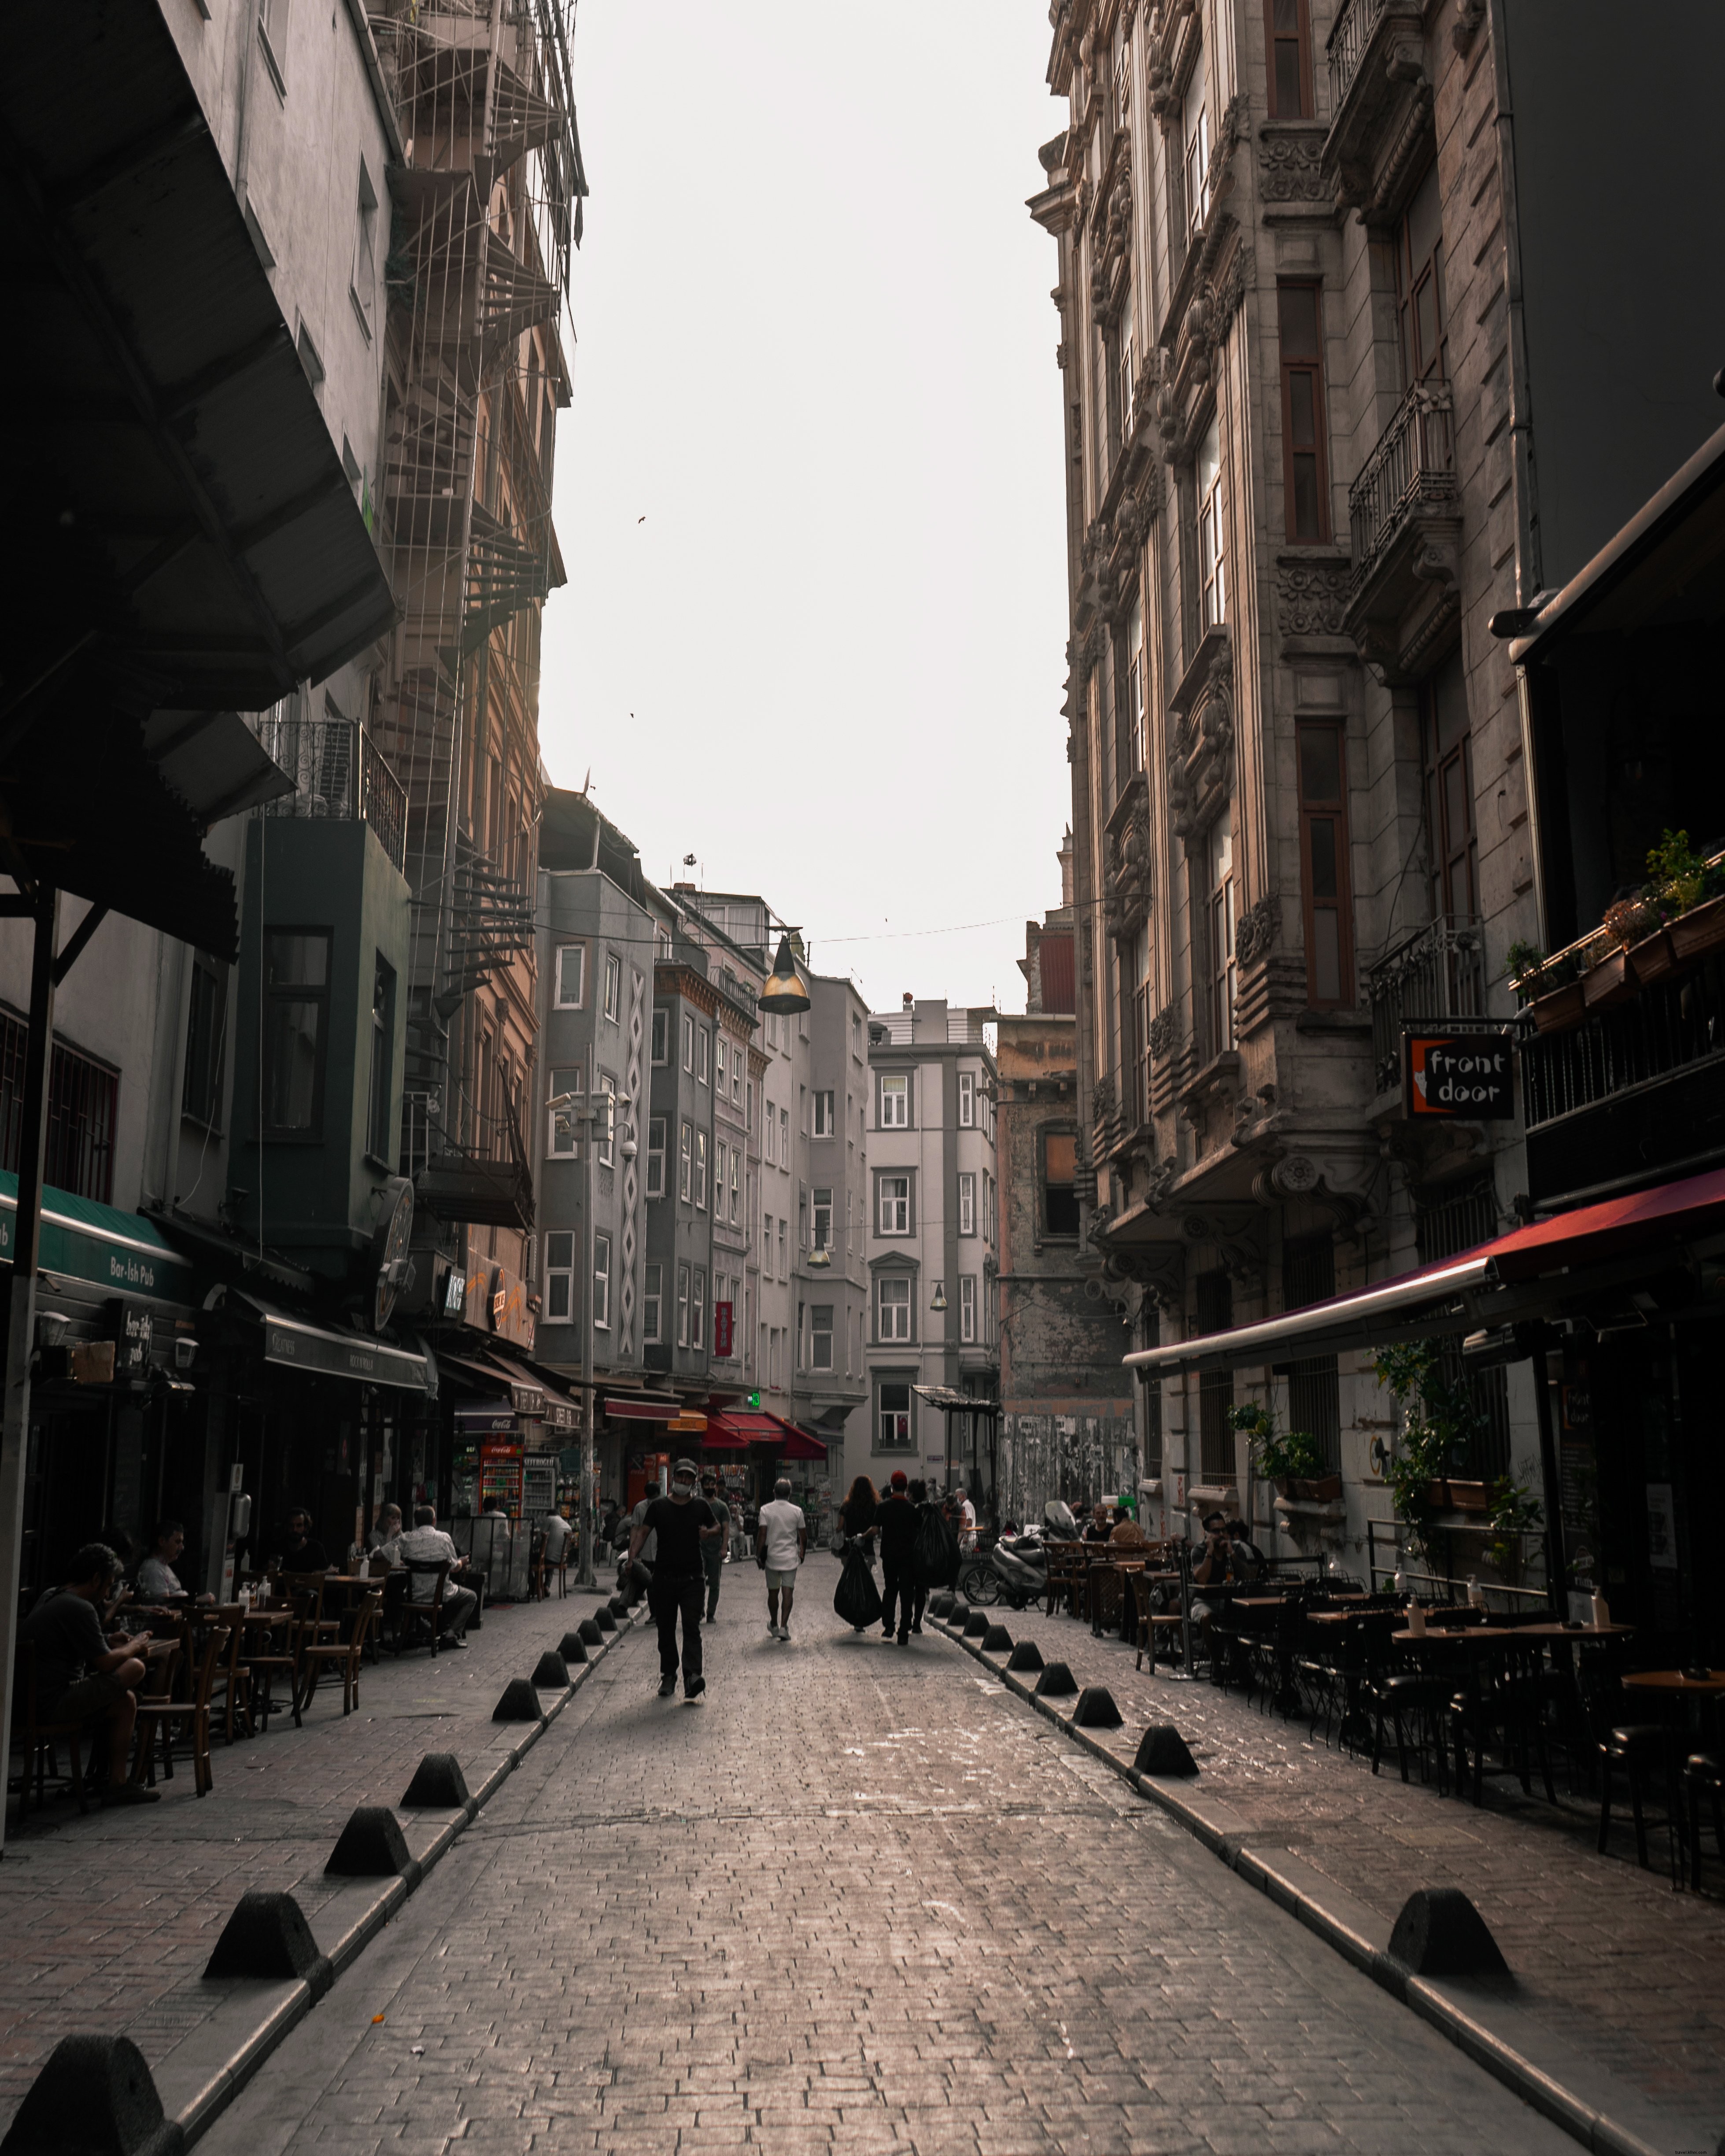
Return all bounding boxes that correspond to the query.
[107,1298,154,1377]
[713,1301,733,1357]
[1402,1029,1516,1121]
[464,1241,535,1351]
[0,1175,196,1306]
[262,1318,432,1392]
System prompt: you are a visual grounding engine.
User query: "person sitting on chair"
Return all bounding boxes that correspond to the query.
[384,1506,478,1647]
[19,1544,159,1806]
[368,1504,404,1555]
[273,1509,330,1573]
[135,1519,214,1604]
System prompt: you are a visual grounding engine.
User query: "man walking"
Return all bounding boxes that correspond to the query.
[620,1479,659,1608]
[629,1459,720,1699]
[698,1470,732,1622]
[875,1469,918,1644]
[756,1476,807,1641]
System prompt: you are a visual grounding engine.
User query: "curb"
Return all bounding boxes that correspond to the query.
[147,1605,641,2147]
[930,1614,1685,2156]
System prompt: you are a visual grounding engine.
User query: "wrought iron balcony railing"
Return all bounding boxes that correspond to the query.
[1521,948,1725,1133]
[1368,913,1486,1094]
[1348,378,1456,595]
[1327,0,1391,117]
[256,713,408,874]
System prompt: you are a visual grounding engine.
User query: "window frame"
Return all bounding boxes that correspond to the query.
[554,943,586,1010]
[544,1229,575,1323]
[597,1073,617,1167]
[592,1231,611,1331]
[1206,808,1237,1057]
[650,1008,668,1064]
[1277,281,1331,543]
[877,1171,911,1237]
[548,1067,582,1157]
[676,1262,691,1348]
[1297,719,1356,1008]
[692,1268,706,1351]
[812,1185,832,1251]
[182,949,228,1131]
[679,1120,692,1203]
[603,952,621,1025]
[695,1127,709,1211]
[877,1378,913,1449]
[810,1303,834,1371]
[1182,50,1212,239]
[878,1072,909,1128]
[958,1170,976,1237]
[646,1114,666,1197]
[681,1012,694,1071]
[1423,650,1478,923]
[643,1262,662,1344]
[960,1274,977,1344]
[696,1026,710,1084]
[1263,0,1314,118]
[813,1088,835,1137]
[261,927,332,1141]
[1043,1128,1081,1238]
[1196,413,1227,633]
[877,1275,912,1344]
[958,1071,975,1128]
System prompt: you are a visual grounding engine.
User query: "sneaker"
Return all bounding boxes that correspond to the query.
[103,1781,160,1807]
[685,1675,706,1702]
[657,1675,676,1698]
[447,1634,468,1650]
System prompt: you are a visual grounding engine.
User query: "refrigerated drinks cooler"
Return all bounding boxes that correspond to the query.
[479,1437,524,1515]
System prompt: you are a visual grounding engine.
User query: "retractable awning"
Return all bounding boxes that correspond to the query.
[1126,1163,1725,1379]
[913,1385,1002,1417]
[705,1411,785,1450]
[233,1293,432,1394]
[0,1172,196,1308]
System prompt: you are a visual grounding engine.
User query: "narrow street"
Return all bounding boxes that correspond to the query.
[197,1576,1571,2156]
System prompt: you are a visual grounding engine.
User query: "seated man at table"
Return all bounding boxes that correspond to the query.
[1189,1511,1236,1636]
[272,1509,330,1574]
[20,1543,159,1806]
[135,1518,215,1605]
[383,1505,478,1647]
[1082,1503,1113,1544]
[1226,1517,1266,1585]
[541,1510,575,1571]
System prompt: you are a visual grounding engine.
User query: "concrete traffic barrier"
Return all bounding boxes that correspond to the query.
[1034,1662,1078,1698]
[1388,1888,1510,1977]
[400,1753,470,1809]
[203,1890,332,1999]
[532,1650,571,1688]
[325,1805,418,1883]
[962,1611,991,1638]
[1134,1724,1199,1776]
[492,1678,545,1723]
[593,1605,617,1632]
[982,1624,1013,1652]
[558,1631,590,1664]
[577,1617,604,1645]
[1071,1686,1123,1729]
[0,2033,181,2156]
[1006,1641,1045,1672]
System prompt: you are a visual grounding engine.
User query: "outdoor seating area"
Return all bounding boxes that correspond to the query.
[1019,1539,1725,1897]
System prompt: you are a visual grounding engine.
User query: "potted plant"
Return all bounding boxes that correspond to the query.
[1228,1404,1335,1498]
[1649,830,1725,961]
[1373,1340,1489,1562]
[1486,1475,1543,1583]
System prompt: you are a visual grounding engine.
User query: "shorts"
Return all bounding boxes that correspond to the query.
[765,1568,798,1592]
[52,1671,129,1724]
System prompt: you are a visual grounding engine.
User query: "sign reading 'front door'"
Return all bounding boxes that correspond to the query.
[1403,1029,1517,1120]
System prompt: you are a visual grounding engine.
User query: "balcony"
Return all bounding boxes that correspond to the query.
[1322,0,1429,218]
[1368,914,1485,1095]
[1342,379,1459,682]
[256,712,408,874]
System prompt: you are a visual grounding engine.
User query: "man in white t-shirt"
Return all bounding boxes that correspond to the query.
[953,1489,978,1553]
[755,1478,807,1641]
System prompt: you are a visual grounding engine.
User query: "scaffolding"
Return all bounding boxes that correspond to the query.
[367,0,583,1212]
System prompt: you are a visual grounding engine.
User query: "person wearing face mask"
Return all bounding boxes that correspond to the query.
[628,1458,721,1700]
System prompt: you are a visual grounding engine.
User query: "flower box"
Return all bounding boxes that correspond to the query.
[1581,949,1635,1011]
[1627,928,1678,987]
[1290,1473,1343,1502]
[1446,1480,1492,1514]
[1668,894,1725,963]
[1531,981,1586,1034]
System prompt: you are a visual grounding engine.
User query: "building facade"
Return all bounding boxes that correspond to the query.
[861,999,998,1507]
[1029,0,1725,1580]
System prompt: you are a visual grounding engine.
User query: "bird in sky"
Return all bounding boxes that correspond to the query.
[637,514,646,523]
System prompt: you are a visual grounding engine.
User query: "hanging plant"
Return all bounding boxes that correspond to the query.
[1228,1402,1323,1488]
[1372,1341,1487,1563]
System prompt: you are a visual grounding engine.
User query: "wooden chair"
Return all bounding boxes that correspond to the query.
[1043,1543,1085,1617]
[134,1624,232,1798]
[10,1640,93,1814]
[394,1561,452,1656]
[244,1591,316,1732]
[297,1590,382,1718]
[207,1607,253,1744]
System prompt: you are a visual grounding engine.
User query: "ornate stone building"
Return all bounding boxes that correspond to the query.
[1027,0,1725,1571]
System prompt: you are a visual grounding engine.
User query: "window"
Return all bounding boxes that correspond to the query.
[1183,50,1211,237]
[0,1026,118,1204]
[182,951,227,1128]
[715,1139,728,1212]
[879,1380,912,1447]
[878,1277,911,1343]
[764,1209,773,1261]
[1283,1232,1340,1472]
[809,1304,832,1370]
[651,1008,668,1064]
[813,1088,835,1136]
[554,945,585,1008]
[679,1120,692,1202]
[696,1026,710,1083]
[1044,1131,1080,1236]
[1126,596,1146,776]
[779,1105,790,1161]
[692,1269,706,1351]
[878,1174,910,1235]
[1298,721,1354,1005]
[682,1013,694,1071]
[1264,0,1312,117]
[1197,1269,1234,1479]
[1197,413,1226,631]
[695,1127,709,1209]
[603,952,621,1024]
[958,1071,975,1128]
[351,157,378,332]
[812,1187,832,1250]
[676,1263,691,1348]
[1423,648,1478,921]
[958,1171,976,1236]
[545,1230,574,1323]
[646,1115,666,1196]
[715,1035,727,1094]
[1118,299,1136,446]
[777,1216,788,1276]
[879,1073,909,1127]
[960,1275,977,1344]
[262,930,331,1135]
[730,1144,740,1221]
[1396,158,1448,387]
[593,1232,611,1331]
[363,954,395,1162]
[1206,807,1237,1056]
[548,1067,582,1156]
[643,1263,662,1344]
[258,0,291,80]
[762,1101,774,1165]
[598,1073,617,1167]
[1278,284,1330,541]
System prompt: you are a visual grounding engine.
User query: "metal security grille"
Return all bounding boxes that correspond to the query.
[1282,1231,1340,1472]
[1196,1269,1234,1480]
[1413,1174,1510,1477]
[0,1013,119,1203]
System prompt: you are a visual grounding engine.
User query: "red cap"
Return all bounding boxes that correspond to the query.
[890,1470,908,1490]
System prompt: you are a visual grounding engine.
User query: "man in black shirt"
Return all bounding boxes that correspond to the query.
[274,1509,330,1573]
[875,1469,919,1645]
[19,1543,159,1805]
[628,1457,720,1700]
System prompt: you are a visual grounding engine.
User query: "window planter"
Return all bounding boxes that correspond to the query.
[1274,1473,1342,1501]
[1627,927,1678,988]
[1531,981,1586,1034]
[1424,1477,1491,1514]
[1668,893,1725,963]
[1581,948,1636,1011]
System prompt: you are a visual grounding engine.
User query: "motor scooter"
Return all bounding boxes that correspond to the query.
[973,1499,1079,1608]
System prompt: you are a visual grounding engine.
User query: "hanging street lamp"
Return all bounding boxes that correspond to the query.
[758,931,812,1015]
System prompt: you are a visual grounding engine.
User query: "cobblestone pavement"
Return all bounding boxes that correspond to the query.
[0,1582,606,2116]
[945,1593,1725,2131]
[195,1569,1579,2156]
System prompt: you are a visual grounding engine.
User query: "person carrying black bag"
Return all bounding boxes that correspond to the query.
[833,1475,883,1633]
[875,1470,920,1644]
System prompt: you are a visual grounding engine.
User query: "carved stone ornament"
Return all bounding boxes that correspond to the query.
[1256,127,1327,203]
[1234,893,1279,966]
[1104,797,1154,938]
[1167,641,1234,840]
[1278,556,1352,638]
[1148,1006,1178,1059]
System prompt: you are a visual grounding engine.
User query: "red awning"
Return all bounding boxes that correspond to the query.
[602,1395,687,1421]
[767,1415,830,1460]
[705,1411,785,1447]
[1124,1162,1725,1379]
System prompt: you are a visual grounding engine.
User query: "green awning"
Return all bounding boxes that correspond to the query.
[0,1171,196,1307]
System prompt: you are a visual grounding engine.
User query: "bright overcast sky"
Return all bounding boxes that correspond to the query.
[538,2,1069,1015]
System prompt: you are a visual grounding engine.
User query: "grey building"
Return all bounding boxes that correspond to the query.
[859,998,998,1506]
[794,973,871,1456]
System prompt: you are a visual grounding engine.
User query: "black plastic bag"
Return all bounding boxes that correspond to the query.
[914,1503,958,1589]
[833,1540,883,1629]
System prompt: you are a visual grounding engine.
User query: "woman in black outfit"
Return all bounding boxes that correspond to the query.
[840,1475,879,1550]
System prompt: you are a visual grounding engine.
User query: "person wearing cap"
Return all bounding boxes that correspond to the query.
[698,1470,732,1623]
[628,1458,721,1700]
[875,1469,919,1645]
